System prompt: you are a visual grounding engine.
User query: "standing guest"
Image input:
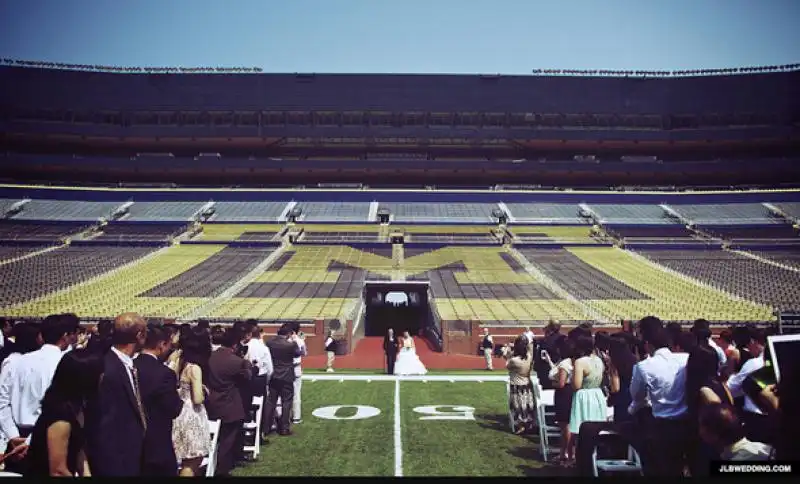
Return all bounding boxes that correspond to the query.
[0,314,77,475]
[731,326,753,372]
[666,322,684,352]
[263,324,302,438]
[290,322,306,425]
[59,314,80,353]
[205,328,252,477]
[0,322,42,373]
[569,335,607,461]
[691,319,726,367]
[606,334,636,424]
[480,328,494,370]
[384,328,399,375]
[0,319,12,350]
[699,404,772,461]
[523,327,535,353]
[210,326,225,352]
[716,329,740,380]
[674,331,699,354]
[726,327,772,445]
[26,350,103,476]
[244,323,273,438]
[534,321,562,389]
[324,331,337,373]
[85,313,149,477]
[629,325,690,477]
[86,319,114,355]
[135,325,184,476]
[685,344,733,476]
[545,337,575,465]
[505,337,535,435]
[171,329,212,477]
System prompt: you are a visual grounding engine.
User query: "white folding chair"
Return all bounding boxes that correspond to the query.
[531,380,561,462]
[242,396,264,459]
[591,430,643,476]
[199,419,221,477]
[0,472,23,477]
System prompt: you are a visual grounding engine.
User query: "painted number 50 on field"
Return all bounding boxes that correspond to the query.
[312,404,476,421]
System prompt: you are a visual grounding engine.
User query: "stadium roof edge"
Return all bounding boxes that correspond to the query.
[1,183,798,196]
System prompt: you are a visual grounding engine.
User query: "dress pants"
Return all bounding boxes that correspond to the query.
[644,416,691,476]
[251,374,269,434]
[326,351,335,370]
[263,378,295,433]
[483,348,493,370]
[292,376,302,422]
[216,420,244,477]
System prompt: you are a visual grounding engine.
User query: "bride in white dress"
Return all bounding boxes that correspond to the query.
[394,331,428,376]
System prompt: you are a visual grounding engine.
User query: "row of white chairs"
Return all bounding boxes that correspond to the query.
[525,377,642,476]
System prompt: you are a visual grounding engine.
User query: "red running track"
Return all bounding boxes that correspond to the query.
[303,337,507,370]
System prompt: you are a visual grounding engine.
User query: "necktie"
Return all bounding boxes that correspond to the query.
[130,367,148,431]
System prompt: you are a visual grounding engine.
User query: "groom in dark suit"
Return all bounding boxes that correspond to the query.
[383,328,398,375]
[135,324,184,476]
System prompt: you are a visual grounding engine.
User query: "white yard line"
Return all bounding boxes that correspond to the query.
[394,378,403,478]
[302,374,509,382]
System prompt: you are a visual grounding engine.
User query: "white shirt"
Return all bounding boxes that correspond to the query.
[548,358,573,383]
[245,337,274,378]
[629,347,689,419]
[293,337,307,377]
[524,330,535,345]
[0,344,65,439]
[111,346,136,392]
[727,355,765,416]
[708,337,727,368]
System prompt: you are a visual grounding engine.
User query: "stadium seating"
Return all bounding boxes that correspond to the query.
[126,201,205,221]
[0,246,157,308]
[297,202,372,222]
[508,225,595,243]
[92,223,188,241]
[773,202,800,220]
[3,244,228,318]
[211,202,288,222]
[637,249,800,312]
[604,225,695,239]
[701,225,798,241]
[199,224,283,241]
[505,204,583,224]
[0,244,53,262]
[670,203,780,225]
[380,203,496,223]
[751,250,800,270]
[0,199,19,216]
[564,247,771,322]
[588,204,676,224]
[0,221,88,241]
[13,199,120,221]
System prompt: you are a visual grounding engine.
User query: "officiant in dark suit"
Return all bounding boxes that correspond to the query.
[384,328,398,375]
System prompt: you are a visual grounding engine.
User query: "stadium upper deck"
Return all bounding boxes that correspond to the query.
[1,63,799,186]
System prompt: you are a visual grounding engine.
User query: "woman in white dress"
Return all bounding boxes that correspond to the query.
[393,331,428,376]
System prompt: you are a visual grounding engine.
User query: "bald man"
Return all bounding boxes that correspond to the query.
[86,313,149,476]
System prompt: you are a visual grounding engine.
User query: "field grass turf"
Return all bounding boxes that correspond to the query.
[232,378,569,477]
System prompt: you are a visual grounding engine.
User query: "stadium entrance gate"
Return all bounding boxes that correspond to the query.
[363,281,430,337]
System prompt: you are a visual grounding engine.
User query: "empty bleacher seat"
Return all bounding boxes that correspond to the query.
[589,204,676,225]
[14,199,120,221]
[298,202,371,222]
[381,202,496,223]
[505,203,584,224]
[126,202,205,221]
[212,202,288,222]
[670,203,780,225]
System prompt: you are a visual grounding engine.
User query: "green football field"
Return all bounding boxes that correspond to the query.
[231,376,571,477]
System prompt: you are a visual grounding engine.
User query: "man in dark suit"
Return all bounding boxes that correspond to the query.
[85,313,149,476]
[263,323,302,436]
[205,328,253,477]
[384,328,398,375]
[135,325,184,476]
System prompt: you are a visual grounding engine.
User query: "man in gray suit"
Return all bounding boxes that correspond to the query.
[262,323,302,436]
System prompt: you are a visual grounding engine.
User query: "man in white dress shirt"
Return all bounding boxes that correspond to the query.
[629,323,690,477]
[726,327,773,444]
[244,322,273,437]
[0,314,79,473]
[290,322,306,424]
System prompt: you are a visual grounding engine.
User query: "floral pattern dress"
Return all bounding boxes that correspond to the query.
[172,365,211,461]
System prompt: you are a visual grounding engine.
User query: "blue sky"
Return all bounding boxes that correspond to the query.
[1,0,798,74]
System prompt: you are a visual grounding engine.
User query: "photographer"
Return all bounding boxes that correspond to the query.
[290,322,306,425]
